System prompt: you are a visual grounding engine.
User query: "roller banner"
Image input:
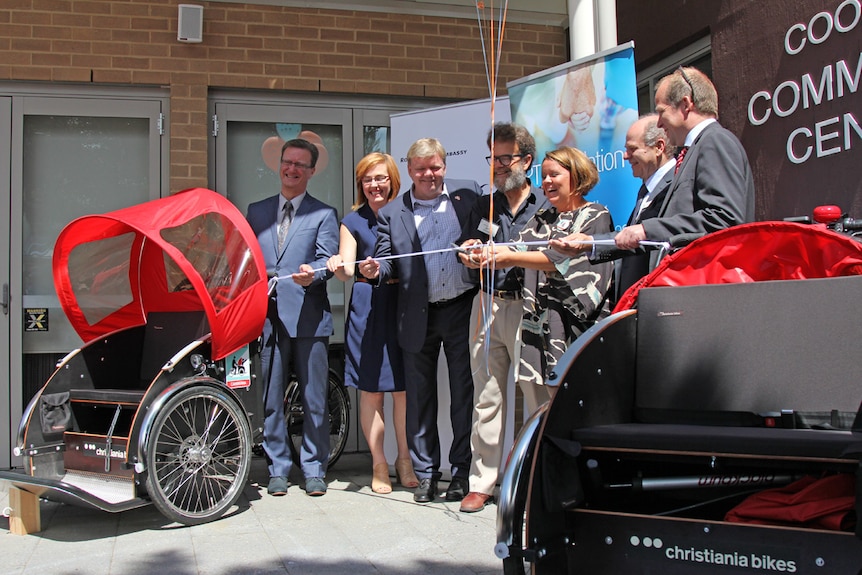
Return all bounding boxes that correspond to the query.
[508,42,641,229]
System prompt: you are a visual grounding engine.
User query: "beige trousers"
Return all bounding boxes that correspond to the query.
[467,293,551,495]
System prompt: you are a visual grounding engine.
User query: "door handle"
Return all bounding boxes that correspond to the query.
[1,283,8,315]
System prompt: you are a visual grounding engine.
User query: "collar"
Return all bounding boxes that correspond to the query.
[683,118,717,147]
[411,185,448,209]
[499,185,544,219]
[279,191,306,214]
[644,158,675,193]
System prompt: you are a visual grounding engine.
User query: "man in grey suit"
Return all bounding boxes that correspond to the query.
[553,67,755,271]
[555,115,675,305]
[246,138,339,498]
[359,138,480,503]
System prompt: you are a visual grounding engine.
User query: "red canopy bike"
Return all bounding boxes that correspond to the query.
[1,188,348,526]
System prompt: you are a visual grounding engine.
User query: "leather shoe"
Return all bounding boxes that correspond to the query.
[460,491,493,513]
[445,476,468,502]
[267,476,289,496]
[413,477,438,503]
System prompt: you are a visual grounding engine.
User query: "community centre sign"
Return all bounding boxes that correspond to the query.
[746,0,861,165]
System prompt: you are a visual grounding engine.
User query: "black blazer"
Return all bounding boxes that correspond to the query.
[374,179,481,353]
[591,167,674,302]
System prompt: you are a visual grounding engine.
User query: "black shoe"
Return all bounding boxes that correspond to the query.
[414,477,438,503]
[445,476,468,502]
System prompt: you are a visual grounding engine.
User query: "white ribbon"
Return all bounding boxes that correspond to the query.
[266,238,671,289]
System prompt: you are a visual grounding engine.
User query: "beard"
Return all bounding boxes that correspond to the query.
[496,168,527,193]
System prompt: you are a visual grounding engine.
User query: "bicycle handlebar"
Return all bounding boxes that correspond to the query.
[667,233,705,249]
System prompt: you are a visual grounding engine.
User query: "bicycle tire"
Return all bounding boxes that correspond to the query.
[145,383,252,525]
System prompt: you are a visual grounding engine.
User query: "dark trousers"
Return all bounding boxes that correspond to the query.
[403,293,474,481]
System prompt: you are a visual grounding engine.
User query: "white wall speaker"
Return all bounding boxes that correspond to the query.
[178,4,203,43]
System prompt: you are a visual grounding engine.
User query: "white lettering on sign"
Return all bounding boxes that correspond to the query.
[786,112,862,164]
[747,0,862,165]
[747,55,861,126]
[784,0,860,55]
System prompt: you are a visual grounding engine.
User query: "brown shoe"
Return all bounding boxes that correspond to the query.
[460,491,493,513]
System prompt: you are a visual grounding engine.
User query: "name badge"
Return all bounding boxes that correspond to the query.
[477,218,499,237]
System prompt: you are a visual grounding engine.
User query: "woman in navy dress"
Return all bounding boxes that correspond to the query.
[327,153,418,493]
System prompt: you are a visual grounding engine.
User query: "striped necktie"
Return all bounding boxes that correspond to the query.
[674,146,689,175]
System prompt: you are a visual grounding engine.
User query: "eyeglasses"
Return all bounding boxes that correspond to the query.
[361,175,390,186]
[677,66,697,106]
[281,159,312,170]
[485,154,524,166]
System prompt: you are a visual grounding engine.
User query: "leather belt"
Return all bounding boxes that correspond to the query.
[485,289,522,300]
[429,288,478,308]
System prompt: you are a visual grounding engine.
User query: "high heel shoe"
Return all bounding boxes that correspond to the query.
[372,463,392,494]
[395,458,419,488]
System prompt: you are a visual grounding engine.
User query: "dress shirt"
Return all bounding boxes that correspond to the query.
[636,159,675,221]
[278,192,305,217]
[683,117,717,147]
[412,185,472,303]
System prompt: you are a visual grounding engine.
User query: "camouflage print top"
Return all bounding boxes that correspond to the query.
[515,202,614,386]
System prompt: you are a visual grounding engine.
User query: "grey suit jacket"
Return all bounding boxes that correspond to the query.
[642,121,755,241]
[374,179,480,353]
[246,192,339,338]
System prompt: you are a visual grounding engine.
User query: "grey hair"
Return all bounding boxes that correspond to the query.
[639,113,676,158]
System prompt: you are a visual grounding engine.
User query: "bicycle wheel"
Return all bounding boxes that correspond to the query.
[284,370,350,468]
[144,384,252,525]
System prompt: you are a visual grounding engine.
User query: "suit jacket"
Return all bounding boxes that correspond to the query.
[374,179,481,353]
[246,192,339,338]
[590,167,674,302]
[642,121,756,243]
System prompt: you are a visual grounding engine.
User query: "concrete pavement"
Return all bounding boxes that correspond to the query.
[0,453,504,575]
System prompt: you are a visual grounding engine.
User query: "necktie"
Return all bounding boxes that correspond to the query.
[674,146,689,175]
[278,202,293,250]
[629,183,649,225]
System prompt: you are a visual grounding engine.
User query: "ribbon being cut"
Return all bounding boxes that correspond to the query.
[265,239,671,288]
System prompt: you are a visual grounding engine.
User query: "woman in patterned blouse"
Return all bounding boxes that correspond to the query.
[471,146,613,393]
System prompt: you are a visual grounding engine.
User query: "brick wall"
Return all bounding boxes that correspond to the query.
[0,0,567,191]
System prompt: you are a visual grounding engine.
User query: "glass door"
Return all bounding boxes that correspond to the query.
[3,92,166,469]
[211,102,353,342]
[0,97,11,469]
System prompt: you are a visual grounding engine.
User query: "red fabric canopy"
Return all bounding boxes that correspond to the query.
[615,222,862,312]
[52,188,267,360]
